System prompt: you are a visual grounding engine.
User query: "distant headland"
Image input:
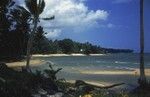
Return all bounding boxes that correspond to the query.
[31,38,134,55]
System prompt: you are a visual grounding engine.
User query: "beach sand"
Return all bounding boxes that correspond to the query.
[32,53,106,57]
[6,59,45,68]
[79,69,150,76]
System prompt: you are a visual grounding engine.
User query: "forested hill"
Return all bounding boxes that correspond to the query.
[31,27,133,54]
[32,29,134,54]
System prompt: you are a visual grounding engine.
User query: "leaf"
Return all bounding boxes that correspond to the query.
[55,68,62,74]
[8,1,15,7]
[38,0,45,15]
[25,0,38,16]
[42,16,55,20]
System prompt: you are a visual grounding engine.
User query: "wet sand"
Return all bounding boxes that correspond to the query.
[79,69,150,76]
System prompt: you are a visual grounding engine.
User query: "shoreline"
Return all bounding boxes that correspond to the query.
[32,53,106,57]
[6,59,45,68]
[6,58,150,76]
[6,58,150,88]
[79,69,150,76]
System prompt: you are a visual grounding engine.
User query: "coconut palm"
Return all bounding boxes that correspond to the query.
[139,0,147,87]
[25,0,45,71]
[10,6,31,55]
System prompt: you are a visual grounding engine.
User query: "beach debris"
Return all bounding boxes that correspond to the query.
[75,80,125,89]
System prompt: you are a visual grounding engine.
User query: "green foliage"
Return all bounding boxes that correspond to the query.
[32,26,51,54]
[0,0,13,57]
[0,62,63,97]
[44,63,62,80]
[32,37,133,55]
[0,0,30,61]
[58,39,75,54]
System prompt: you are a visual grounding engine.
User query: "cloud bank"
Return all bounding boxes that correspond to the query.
[16,0,109,39]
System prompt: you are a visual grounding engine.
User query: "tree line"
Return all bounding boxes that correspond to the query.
[32,35,133,55]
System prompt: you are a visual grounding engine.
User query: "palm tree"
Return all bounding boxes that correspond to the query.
[139,0,147,87]
[25,0,45,71]
[10,6,31,56]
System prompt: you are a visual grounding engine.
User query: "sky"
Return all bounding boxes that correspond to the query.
[17,0,150,52]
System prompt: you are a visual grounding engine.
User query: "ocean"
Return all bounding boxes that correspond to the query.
[33,53,150,86]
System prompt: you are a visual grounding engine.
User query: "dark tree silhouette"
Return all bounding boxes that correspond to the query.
[10,6,31,56]
[0,0,13,58]
[25,0,45,71]
[138,0,147,87]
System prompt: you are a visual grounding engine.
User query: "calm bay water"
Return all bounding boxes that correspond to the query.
[34,53,150,86]
[35,53,150,70]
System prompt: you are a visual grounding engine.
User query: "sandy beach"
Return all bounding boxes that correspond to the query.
[6,59,45,68]
[79,69,150,76]
[32,53,106,57]
[6,57,150,76]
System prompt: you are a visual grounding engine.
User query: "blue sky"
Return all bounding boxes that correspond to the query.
[18,0,150,52]
[82,0,150,53]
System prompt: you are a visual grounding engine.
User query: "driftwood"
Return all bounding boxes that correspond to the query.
[75,80,125,89]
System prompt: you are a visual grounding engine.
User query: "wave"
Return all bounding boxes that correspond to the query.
[105,65,135,71]
[115,61,128,64]
[113,66,135,71]
[115,61,139,65]
[96,61,109,63]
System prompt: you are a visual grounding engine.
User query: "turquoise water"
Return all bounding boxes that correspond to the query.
[34,53,150,86]
[35,53,150,70]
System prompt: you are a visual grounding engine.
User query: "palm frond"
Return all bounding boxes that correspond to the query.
[25,0,45,17]
[42,16,55,20]
[38,0,45,15]
[8,1,15,7]
[25,0,38,17]
[11,6,31,22]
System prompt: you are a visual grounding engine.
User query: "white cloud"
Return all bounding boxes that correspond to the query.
[45,29,62,38]
[17,0,109,38]
[41,0,109,38]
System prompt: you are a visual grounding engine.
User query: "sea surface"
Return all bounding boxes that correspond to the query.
[33,53,150,87]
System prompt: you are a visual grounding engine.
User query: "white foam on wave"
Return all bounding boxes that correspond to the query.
[115,61,128,64]
[96,61,108,63]
[114,66,135,71]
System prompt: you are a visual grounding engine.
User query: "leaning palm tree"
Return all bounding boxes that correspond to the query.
[139,0,147,87]
[10,6,31,55]
[25,0,45,71]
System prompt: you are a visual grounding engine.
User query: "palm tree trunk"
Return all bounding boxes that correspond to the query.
[26,18,38,71]
[139,0,146,86]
